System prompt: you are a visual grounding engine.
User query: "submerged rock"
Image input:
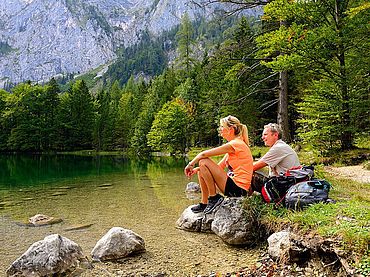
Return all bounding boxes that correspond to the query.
[27,214,63,226]
[64,223,94,231]
[98,183,113,188]
[51,192,67,196]
[185,182,201,193]
[6,234,85,277]
[91,227,145,261]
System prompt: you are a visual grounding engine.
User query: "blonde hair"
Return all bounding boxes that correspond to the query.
[220,115,250,145]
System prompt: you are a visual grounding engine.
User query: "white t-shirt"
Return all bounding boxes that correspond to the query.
[260,139,300,176]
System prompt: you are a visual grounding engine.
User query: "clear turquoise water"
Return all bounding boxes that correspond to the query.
[0,154,259,276]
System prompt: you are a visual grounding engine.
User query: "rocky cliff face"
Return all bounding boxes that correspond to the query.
[0,0,256,88]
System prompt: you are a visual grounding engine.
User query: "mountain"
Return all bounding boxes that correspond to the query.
[1,0,258,88]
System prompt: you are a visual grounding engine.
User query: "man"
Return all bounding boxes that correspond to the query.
[252,123,300,192]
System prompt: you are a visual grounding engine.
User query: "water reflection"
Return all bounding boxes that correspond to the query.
[0,154,185,189]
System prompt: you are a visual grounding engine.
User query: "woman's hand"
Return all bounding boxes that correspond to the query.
[187,167,199,178]
[184,164,199,178]
[184,163,194,177]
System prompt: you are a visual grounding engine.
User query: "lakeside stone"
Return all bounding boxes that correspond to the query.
[91,227,145,261]
[177,198,256,245]
[267,231,291,260]
[268,231,311,264]
[176,205,214,232]
[6,234,84,277]
[211,197,256,245]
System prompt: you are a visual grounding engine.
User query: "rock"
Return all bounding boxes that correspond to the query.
[64,223,94,231]
[211,197,256,245]
[98,183,113,188]
[185,182,201,193]
[177,198,260,243]
[51,192,67,196]
[6,234,85,277]
[28,214,63,226]
[185,182,201,200]
[91,227,145,261]
[267,231,291,260]
[268,231,310,264]
[176,205,214,232]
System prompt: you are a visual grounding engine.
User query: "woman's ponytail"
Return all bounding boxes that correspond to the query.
[241,124,250,146]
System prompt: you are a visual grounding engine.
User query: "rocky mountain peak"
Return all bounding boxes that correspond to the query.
[0,0,256,88]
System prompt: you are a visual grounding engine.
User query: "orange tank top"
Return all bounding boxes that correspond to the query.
[224,138,253,190]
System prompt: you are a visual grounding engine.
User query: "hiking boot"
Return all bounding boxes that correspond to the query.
[191,203,207,213]
[204,194,224,214]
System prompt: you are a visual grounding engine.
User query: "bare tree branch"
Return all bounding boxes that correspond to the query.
[260,99,279,111]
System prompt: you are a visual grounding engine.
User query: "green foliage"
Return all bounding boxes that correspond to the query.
[130,70,177,155]
[256,0,370,151]
[94,89,117,150]
[0,89,12,150]
[175,13,197,76]
[356,253,370,276]
[193,16,276,145]
[117,91,134,148]
[55,80,95,150]
[105,30,171,86]
[147,99,190,154]
[296,80,343,152]
[2,81,60,151]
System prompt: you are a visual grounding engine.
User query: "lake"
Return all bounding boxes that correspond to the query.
[0,154,260,276]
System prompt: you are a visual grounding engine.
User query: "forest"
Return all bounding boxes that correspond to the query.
[0,0,368,156]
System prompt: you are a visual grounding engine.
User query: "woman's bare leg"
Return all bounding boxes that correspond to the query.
[197,172,210,204]
[198,158,228,201]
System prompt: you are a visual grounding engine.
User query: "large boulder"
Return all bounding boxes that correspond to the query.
[91,227,145,261]
[177,198,258,245]
[211,197,256,245]
[176,205,214,232]
[6,234,84,277]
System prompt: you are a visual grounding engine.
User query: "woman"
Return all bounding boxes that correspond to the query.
[184,115,253,214]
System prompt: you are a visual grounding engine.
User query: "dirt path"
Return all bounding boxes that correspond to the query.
[325,165,370,183]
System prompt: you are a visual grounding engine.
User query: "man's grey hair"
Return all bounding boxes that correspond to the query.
[264,123,282,139]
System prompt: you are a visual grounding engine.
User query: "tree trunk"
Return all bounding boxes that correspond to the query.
[278,70,291,142]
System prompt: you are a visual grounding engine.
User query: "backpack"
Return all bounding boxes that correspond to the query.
[285,179,331,210]
[261,165,314,205]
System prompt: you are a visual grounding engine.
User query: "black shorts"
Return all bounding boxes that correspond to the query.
[224,177,248,197]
